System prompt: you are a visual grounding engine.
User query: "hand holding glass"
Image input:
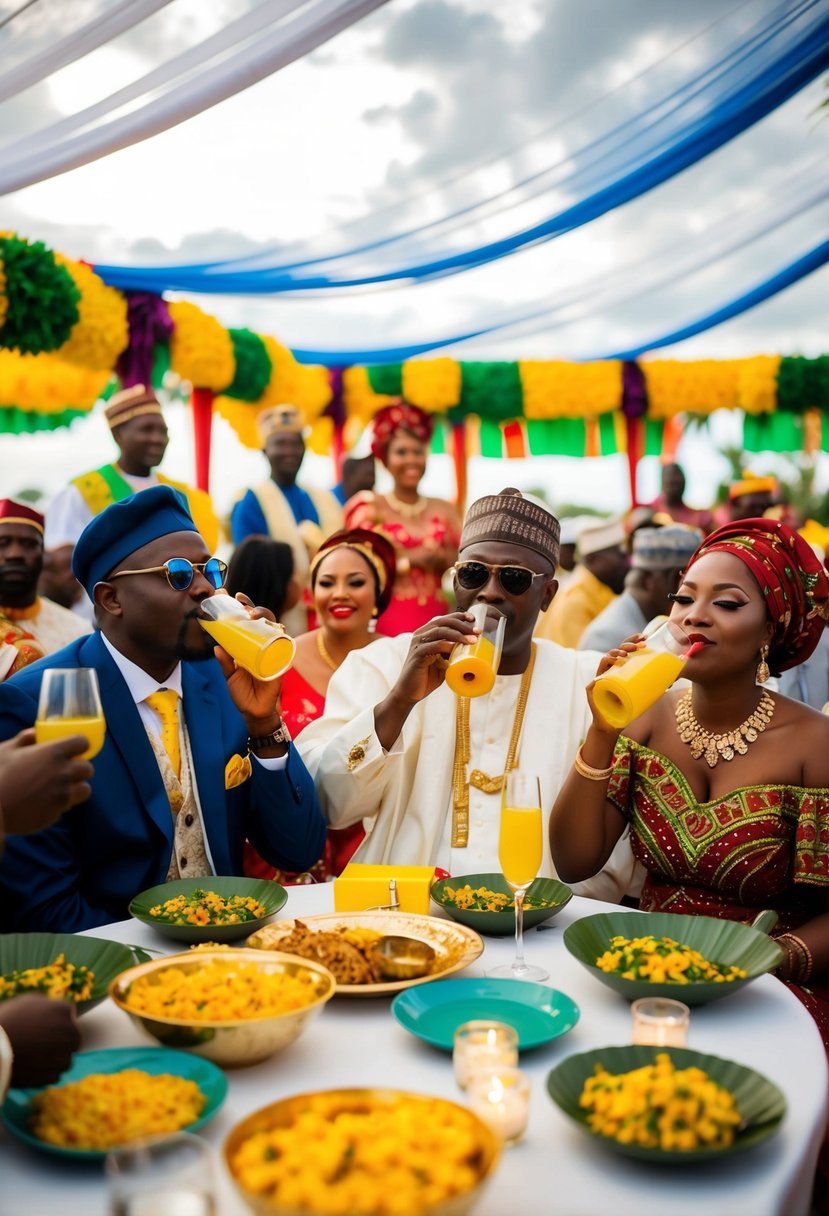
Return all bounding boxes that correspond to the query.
[489,772,548,982]
[445,604,506,698]
[35,668,105,759]
[591,617,696,730]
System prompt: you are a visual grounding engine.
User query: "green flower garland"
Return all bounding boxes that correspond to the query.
[0,235,80,354]
[223,327,272,401]
[776,355,829,414]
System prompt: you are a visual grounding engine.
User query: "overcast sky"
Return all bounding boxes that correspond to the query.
[0,0,826,514]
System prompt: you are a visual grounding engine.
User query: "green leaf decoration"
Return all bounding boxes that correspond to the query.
[224,327,272,401]
[0,235,80,354]
[0,933,151,1014]
[368,363,403,396]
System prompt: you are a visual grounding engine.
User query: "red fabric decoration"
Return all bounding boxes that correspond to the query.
[370,399,434,464]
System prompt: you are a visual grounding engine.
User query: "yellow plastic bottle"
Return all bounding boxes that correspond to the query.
[35,714,106,759]
[200,617,295,681]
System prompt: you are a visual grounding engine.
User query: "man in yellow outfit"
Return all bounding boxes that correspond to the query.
[535,517,628,648]
[44,385,220,554]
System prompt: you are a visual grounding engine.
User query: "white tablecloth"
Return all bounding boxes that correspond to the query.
[1,887,826,1216]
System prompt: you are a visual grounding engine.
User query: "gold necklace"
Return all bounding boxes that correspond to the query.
[386,490,427,519]
[451,644,536,847]
[675,689,774,768]
[316,631,339,672]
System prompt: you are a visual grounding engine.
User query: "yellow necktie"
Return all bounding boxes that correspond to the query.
[146,689,181,780]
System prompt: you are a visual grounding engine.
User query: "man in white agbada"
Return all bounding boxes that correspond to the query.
[298,488,642,901]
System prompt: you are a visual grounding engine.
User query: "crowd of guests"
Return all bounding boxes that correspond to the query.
[1,385,828,1191]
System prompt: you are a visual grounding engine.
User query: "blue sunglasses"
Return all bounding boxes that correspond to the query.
[110,557,228,592]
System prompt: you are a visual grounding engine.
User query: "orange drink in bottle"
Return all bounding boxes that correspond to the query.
[592,618,695,730]
[445,604,506,698]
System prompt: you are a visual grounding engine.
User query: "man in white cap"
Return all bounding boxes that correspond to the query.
[299,489,641,901]
[535,517,628,648]
[231,406,342,635]
[555,515,595,589]
[44,385,219,553]
[579,525,702,653]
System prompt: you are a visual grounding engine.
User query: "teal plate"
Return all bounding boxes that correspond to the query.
[2,1046,228,1161]
[391,977,580,1051]
[129,875,288,943]
[546,1045,786,1163]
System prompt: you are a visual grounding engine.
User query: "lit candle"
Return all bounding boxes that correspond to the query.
[453,1020,519,1089]
[466,1068,530,1145]
[120,1190,214,1216]
[631,997,690,1047]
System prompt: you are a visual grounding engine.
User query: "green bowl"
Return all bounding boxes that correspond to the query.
[2,1046,227,1161]
[129,875,288,944]
[546,1044,785,1163]
[563,910,784,1006]
[0,933,151,1015]
[430,873,572,937]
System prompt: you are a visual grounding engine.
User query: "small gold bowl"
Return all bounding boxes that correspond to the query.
[225,1088,501,1215]
[371,935,436,980]
[109,948,335,1068]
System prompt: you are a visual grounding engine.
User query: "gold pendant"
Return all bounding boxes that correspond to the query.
[469,769,505,796]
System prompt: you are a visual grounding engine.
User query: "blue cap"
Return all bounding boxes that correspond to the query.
[72,485,199,593]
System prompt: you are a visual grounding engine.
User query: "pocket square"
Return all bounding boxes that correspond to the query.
[225,753,253,789]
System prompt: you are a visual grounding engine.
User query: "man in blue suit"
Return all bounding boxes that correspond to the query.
[0,485,326,932]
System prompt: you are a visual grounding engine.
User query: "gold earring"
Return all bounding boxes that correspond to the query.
[757,643,770,685]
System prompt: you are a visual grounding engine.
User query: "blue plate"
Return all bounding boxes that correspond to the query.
[2,1046,228,1161]
[391,977,580,1051]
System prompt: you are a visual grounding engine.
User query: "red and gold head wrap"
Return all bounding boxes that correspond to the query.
[683,518,829,673]
[369,400,434,465]
[309,527,397,617]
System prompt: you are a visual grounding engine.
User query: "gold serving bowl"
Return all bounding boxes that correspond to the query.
[225,1088,501,1216]
[109,948,335,1068]
[371,935,436,980]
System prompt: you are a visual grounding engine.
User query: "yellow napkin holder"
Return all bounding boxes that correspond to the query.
[333,864,435,915]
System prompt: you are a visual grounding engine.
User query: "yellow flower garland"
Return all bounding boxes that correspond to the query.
[0,349,110,413]
[402,357,461,411]
[736,354,781,414]
[168,300,235,391]
[54,256,129,370]
[519,360,622,418]
[343,366,393,424]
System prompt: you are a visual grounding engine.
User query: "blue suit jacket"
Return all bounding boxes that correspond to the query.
[0,632,326,932]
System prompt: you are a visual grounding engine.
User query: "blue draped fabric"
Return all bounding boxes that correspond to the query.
[93,0,829,295]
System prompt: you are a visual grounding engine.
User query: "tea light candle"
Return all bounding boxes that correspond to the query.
[466,1068,530,1145]
[453,1020,519,1089]
[631,997,690,1047]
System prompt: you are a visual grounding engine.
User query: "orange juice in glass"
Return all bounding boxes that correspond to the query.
[35,668,105,759]
[199,595,295,681]
[445,604,506,698]
[592,618,695,731]
[489,772,548,982]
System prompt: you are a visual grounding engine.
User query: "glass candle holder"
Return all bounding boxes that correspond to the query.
[466,1068,530,1145]
[631,997,690,1047]
[105,1132,216,1216]
[453,1020,518,1089]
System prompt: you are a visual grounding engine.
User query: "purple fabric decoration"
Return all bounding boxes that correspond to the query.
[115,292,174,388]
[324,366,346,428]
[622,360,647,419]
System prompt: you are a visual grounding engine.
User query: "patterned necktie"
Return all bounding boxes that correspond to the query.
[146,689,181,780]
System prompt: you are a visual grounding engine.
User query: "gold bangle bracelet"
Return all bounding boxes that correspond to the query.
[775,932,814,984]
[573,745,614,782]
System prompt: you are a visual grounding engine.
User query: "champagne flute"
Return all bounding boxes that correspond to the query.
[35,668,105,759]
[488,771,548,982]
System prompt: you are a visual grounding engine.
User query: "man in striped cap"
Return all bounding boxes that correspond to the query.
[299,488,641,904]
[0,499,89,680]
[44,385,220,561]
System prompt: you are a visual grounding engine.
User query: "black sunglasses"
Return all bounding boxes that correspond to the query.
[110,557,228,592]
[453,560,550,597]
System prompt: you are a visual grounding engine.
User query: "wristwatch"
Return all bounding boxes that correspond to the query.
[247,722,292,750]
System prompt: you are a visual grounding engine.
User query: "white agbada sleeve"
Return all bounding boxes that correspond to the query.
[44,484,93,549]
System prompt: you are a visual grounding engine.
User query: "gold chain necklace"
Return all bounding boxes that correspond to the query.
[675,689,774,768]
[386,490,427,519]
[316,631,339,672]
[451,644,536,847]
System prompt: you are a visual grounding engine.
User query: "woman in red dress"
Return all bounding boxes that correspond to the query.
[245,527,395,882]
[345,401,460,636]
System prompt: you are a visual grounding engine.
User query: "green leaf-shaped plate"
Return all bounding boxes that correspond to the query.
[0,933,151,1015]
[129,875,287,943]
[546,1044,785,1162]
[2,1046,228,1161]
[563,910,783,1006]
[430,872,572,936]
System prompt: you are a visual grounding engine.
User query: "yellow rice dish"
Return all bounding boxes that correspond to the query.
[441,884,545,912]
[0,954,94,1004]
[148,889,268,926]
[123,958,321,1021]
[30,1069,205,1150]
[595,935,748,984]
[229,1091,490,1214]
[580,1053,741,1151]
